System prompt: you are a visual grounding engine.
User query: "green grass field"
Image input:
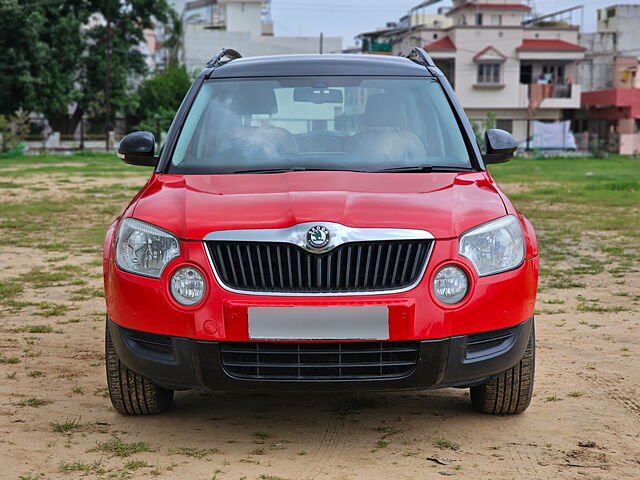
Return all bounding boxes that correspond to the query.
[491,155,640,229]
[490,155,639,291]
[0,153,145,251]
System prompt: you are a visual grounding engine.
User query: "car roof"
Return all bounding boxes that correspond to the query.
[207,54,432,78]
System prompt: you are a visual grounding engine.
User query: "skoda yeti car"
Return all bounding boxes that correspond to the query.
[104,49,538,416]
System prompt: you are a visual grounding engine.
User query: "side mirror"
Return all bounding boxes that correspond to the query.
[117,131,158,167]
[483,128,517,164]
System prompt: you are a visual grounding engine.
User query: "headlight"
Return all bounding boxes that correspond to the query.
[459,215,524,277]
[433,265,469,304]
[170,266,206,306]
[116,218,180,278]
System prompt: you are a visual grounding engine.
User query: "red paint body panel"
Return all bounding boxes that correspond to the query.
[131,172,507,240]
[104,168,539,342]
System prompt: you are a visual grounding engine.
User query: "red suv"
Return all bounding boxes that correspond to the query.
[104,49,538,415]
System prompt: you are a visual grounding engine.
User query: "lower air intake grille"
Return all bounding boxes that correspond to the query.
[466,329,516,360]
[127,330,174,361]
[220,341,420,380]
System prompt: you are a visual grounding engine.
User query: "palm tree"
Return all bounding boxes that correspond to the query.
[163,8,183,69]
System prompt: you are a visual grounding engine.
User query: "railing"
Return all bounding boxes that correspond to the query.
[362,40,393,53]
[527,83,572,99]
[551,84,572,98]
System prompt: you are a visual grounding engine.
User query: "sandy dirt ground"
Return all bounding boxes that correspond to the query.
[0,171,639,480]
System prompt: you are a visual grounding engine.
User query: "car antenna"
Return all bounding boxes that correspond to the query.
[404,47,435,68]
[205,48,242,77]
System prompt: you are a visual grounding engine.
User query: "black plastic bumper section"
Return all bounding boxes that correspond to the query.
[107,317,533,392]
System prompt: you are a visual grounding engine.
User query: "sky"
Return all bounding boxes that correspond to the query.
[270,0,640,48]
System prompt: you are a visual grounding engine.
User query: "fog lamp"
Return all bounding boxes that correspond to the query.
[170,266,205,306]
[433,265,469,305]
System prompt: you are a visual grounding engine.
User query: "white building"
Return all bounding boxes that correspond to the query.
[389,0,586,142]
[182,0,341,72]
[580,4,640,92]
[577,4,640,154]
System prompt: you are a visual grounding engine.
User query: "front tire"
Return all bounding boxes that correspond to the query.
[105,323,174,415]
[470,322,535,414]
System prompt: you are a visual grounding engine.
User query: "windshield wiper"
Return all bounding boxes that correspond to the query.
[373,164,474,173]
[231,166,309,174]
[231,165,472,174]
[231,166,371,174]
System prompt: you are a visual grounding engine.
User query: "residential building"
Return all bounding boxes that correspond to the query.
[578,4,640,154]
[356,1,586,144]
[356,23,411,55]
[580,4,640,92]
[180,0,341,71]
[357,5,452,55]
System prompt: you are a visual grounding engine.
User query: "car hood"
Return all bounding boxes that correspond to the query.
[132,171,507,240]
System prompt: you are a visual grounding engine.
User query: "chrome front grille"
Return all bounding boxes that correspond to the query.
[206,239,432,294]
[220,341,420,380]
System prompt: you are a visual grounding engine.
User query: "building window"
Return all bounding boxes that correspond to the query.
[477,63,501,84]
[520,64,533,84]
[491,15,502,26]
[542,64,565,84]
[475,13,483,25]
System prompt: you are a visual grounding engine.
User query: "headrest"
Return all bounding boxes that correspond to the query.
[230,85,278,115]
[363,93,404,128]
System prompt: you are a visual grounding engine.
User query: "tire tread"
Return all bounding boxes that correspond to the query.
[105,323,173,415]
[470,323,535,415]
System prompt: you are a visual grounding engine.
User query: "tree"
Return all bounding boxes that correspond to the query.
[133,66,191,136]
[0,0,47,115]
[0,1,91,129]
[0,0,172,135]
[38,1,92,133]
[162,8,184,70]
[77,0,170,146]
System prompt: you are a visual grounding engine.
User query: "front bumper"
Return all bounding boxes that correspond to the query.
[107,316,533,392]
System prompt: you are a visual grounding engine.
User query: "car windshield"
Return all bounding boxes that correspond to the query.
[169,76,472,174]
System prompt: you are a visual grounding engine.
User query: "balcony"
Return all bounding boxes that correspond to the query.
[539,83,581,109]
[520,83,581,110]
[543,84,572,98]
[362,40,393,53]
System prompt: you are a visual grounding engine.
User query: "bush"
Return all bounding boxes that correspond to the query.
[471,112,496,150]
[588,139,608,159]
[0,110,29,153]
[133,67,191,137]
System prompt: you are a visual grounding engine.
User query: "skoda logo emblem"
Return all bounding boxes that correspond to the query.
[306,225,330,249]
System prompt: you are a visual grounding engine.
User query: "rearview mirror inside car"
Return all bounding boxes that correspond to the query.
[117,131,158,167]
[294,87,343,104]
[483,128,517,165]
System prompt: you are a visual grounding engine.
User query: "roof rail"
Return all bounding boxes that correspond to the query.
[404,47,435,68]
[206,48,242,69]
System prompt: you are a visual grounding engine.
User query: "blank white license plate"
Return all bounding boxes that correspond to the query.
[248,306,389,340]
